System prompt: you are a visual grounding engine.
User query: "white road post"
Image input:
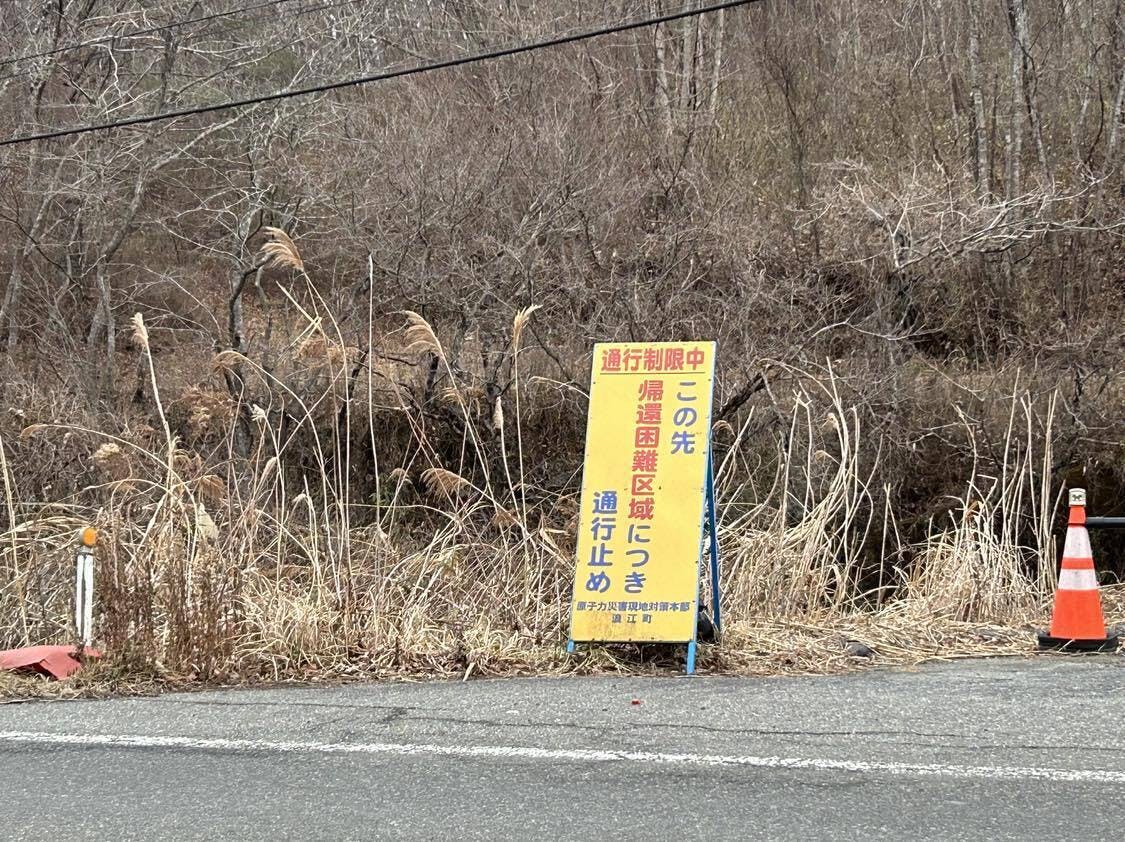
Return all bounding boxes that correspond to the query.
[75,527,97,647]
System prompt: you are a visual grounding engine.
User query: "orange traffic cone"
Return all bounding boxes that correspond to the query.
[1038,488,1119,652]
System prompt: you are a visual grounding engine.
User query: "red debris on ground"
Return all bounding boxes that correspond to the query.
[0,645,102,680]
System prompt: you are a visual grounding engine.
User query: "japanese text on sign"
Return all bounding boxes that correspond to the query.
[569,342,716,643]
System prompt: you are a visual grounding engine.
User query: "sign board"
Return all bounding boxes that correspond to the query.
[568,341,717,648]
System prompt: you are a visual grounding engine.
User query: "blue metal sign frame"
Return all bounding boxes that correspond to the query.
[685,450,721,674]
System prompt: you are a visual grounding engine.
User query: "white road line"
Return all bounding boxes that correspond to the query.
[0,730,1121,784]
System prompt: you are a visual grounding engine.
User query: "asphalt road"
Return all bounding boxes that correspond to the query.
[1,657,1123,840]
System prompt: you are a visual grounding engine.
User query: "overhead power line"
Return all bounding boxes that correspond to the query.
[0,0,761,148]
[0,0,347,69]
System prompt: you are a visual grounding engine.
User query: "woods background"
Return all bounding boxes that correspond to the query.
[0,0,1123,680]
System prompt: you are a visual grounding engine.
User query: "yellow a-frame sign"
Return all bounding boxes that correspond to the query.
[567,342,720,673]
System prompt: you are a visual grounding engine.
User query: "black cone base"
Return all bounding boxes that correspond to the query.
[1037,630,1120,652]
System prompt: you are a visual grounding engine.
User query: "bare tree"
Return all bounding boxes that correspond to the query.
[966,0,990,199]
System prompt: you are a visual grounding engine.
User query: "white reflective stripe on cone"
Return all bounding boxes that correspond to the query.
[1062,526,1092,560]
[1058,568,1099,590]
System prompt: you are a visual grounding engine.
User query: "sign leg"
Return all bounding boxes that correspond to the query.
[685,640,697,674]
[566,639,576,654]
[706,451,722,635]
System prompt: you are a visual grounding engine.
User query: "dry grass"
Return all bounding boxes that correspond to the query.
[1,286,1119,701]
[2,442,1113,698]
[258,227,305,273]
